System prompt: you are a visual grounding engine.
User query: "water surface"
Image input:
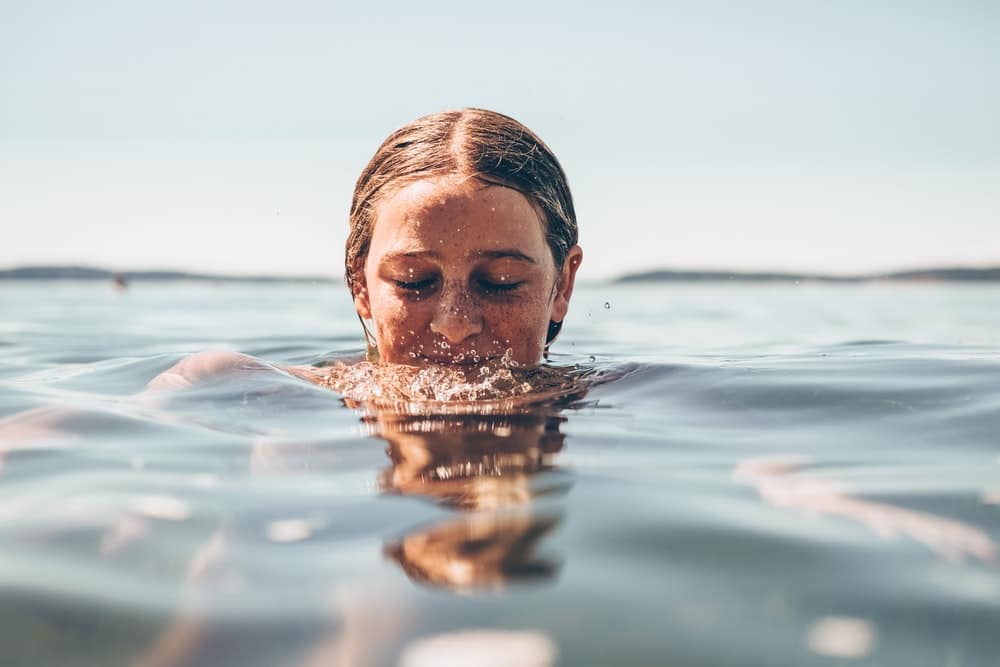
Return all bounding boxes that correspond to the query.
[1,281,998,666]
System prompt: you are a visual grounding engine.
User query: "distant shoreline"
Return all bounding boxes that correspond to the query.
[0,266,336,284]
[1,265,999,284]
[614,267,1000,283]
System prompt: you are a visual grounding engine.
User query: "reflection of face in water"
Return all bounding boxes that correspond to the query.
[370,410,572,591]
[376,412,568,510]
[321,338,607,592]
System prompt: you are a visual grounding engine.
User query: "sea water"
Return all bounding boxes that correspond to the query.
[1,280,999,666]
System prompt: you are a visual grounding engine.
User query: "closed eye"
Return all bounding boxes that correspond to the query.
[394,277,438,291]
[477,279,522,295]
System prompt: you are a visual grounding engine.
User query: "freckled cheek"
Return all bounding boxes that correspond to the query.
[369,293,432,353]
[482,300,550,359]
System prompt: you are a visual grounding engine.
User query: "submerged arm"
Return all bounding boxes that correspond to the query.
[734,456,997,564]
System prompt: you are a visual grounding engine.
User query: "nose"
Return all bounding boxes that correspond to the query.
[429,285,483,344]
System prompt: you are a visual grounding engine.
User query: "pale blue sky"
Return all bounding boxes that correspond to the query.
[2,0,998,280]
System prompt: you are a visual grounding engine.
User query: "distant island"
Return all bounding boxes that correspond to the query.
[615,267,1000,283]
[1,264,999,284]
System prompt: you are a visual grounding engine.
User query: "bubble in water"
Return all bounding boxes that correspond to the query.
[500,348,520,368]
[604,302,611,309]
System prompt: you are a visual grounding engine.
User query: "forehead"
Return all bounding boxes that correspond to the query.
[369,178,548,255]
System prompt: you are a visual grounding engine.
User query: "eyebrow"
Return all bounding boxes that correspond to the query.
[379,248,538,264]
[474,249,537,263]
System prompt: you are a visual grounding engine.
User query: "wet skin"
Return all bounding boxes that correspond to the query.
[353,177,582,367]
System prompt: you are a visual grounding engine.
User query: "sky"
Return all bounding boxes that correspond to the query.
[2,0,998,281]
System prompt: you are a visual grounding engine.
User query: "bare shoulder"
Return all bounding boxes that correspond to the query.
[145,351,276,392]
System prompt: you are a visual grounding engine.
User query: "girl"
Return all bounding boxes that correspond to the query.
[148,108,584,397]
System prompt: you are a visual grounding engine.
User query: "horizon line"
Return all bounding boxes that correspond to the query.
[3,263,1000,284]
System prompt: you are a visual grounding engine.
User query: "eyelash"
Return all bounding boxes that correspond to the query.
[392,277,522,295]
[394,277,437,291]
[477,279,521,295]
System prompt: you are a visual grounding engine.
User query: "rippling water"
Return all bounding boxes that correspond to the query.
[2,281,999,666]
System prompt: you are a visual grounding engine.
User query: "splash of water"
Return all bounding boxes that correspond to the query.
[314,349,599,413]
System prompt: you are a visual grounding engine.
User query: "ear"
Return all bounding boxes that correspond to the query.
[550,245,583,323]
[352,274,372,320]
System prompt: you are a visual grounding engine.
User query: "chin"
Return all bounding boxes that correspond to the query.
[380,341,544,368]
[415,352,501,368]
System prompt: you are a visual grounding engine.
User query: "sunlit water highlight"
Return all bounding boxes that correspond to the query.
[1,281,999,666]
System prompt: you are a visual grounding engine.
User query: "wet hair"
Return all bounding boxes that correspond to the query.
[345,108,578,294]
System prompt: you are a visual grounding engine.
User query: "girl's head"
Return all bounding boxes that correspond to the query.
[346,108,582,367]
